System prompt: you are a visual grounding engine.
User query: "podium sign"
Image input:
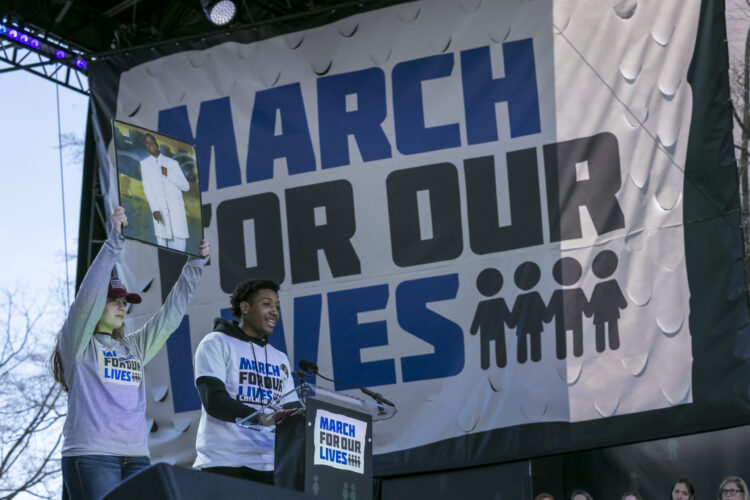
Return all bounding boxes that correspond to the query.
[306,398,372,498]
[312,406,368,473]
[274,392,376,499]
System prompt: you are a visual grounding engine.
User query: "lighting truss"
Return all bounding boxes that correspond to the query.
[0,20,89,95]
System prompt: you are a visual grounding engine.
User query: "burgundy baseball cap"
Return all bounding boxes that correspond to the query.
[108,278,142,304]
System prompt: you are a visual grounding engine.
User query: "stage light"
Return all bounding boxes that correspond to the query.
[0,20,89,75]
[13,32,40,49]
[200,0,236,26]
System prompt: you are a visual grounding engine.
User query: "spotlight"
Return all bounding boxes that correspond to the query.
[200,0,236,26]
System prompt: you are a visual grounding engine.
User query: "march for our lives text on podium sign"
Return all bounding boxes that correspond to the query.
[313,409,367,474]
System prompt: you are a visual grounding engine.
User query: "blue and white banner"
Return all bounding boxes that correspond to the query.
[87,0,749,472]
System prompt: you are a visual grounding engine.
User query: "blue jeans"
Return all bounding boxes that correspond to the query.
[62,455,150,500]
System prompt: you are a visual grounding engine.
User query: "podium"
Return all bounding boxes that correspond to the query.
[238,382,395,499]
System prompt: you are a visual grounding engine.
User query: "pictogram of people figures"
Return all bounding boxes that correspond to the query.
[470,250,627,367]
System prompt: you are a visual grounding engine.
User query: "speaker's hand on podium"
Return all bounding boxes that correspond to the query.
[259,408,297,426]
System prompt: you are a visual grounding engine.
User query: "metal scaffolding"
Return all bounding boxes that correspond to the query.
[0,22,89,95]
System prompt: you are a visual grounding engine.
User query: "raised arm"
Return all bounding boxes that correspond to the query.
[129,239,210,364]
[58,207,127,363]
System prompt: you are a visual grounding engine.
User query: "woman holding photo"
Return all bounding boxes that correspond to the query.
[52,206,209,500]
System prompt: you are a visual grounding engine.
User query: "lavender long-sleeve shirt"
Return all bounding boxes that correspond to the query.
[59,231,204,457]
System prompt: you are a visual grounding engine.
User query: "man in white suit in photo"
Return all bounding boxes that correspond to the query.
[140,133,190,252]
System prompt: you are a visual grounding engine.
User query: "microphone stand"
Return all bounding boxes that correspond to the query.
[313,370,396,408]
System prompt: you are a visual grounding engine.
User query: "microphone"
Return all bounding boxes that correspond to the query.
[298,359,319,375]
[298,359,395,408]
[359,387,395,408]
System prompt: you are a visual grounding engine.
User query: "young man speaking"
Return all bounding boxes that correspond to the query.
[193,279,297,484]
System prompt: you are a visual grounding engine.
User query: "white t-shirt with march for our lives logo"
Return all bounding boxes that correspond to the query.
[193,331,296,471]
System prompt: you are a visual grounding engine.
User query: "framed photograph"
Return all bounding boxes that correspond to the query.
[112,120,204,257]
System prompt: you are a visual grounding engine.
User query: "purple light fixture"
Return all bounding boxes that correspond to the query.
[0,21,88,72]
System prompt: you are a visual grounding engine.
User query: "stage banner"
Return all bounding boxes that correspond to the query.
[85,0,750,474]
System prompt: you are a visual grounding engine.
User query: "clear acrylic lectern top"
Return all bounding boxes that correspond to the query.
[236,382,396,431]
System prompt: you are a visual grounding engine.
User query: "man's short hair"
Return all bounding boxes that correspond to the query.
[229,279,279,317]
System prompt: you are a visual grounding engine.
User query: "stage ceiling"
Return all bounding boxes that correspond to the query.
[1,0,403,59]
